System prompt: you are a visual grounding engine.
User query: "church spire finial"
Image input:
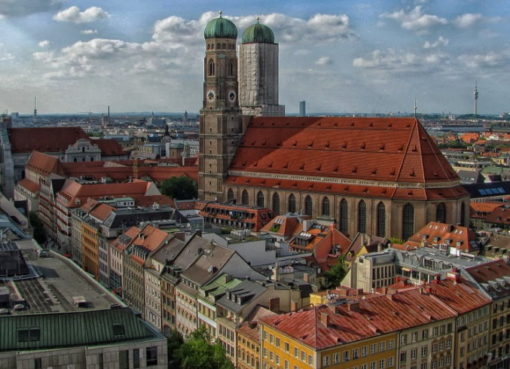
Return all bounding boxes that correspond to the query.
[256,16,260,23]
[219,10,223,18]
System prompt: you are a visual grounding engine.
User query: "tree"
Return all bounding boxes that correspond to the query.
[167,329,184,369]
[176,327,234,369]
[160,176,198,200]
[323,256,348,289]
[29,211,47,245]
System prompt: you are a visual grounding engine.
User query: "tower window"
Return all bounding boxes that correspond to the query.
[208,59,215,76]
[229,61,234,76]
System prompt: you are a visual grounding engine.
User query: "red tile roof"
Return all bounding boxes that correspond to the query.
[260,215,304,239]
[9,127,88,153]
[230,117,458,186]
[404,222,476,252]
[93,139,127,156]
[89,203,115,222]
[484,206,510,226]
[470,201,504,214]
[26,151,64,176]
[17,178,40,194]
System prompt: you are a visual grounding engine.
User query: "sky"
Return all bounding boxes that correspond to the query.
[0,0,508,115]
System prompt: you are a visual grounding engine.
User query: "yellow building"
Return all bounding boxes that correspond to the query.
[81,221,100,279]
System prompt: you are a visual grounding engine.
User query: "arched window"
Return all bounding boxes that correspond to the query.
[227,188,234,202]
[229,61,234,76]
[241,190,249,205]
[321,197,330,217]
[288,194,296,213]
[358,200,366,233]
[436,203,446,223]
[304,196,313,216]
[256,191,265,208]
[402,203,414,240]
[339,199,348,234]
[376,202,386,237]
[272,193,280,214]
[208,59,215,76]
[460,202,466,226]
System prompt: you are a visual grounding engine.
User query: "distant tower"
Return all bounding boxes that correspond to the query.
[183,110,188,124]
[33,97,38,120]
[199,13,244,201]
[299,101,306,116]
[473,81,479,116]
[239,18,284,116]
[107,105,110,125]
[414,98,418,118]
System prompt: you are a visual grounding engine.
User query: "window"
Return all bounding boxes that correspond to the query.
[34,358,42,369]
[284,342,289,352]
[227,189,234,202]
[119,350,129,369]
[208,59,215,76]
[241,190,249,205]
[257,191,265,207]
[272,193,280,214]
[99,353,104,369]
[18,328,40,342]
[288,194,296,213]
[436,203,446,223]
[358,200,366,233]
[304,196,313,216]
[133,349,140,369]
[402,203,414,240]
[376,202,386,237]
[321,197,330,216]
[460,202,466,226]
[229,61,234,76]
[275,338,280,347]
[146,346,158,366]
[294,348,299,358]
[339,199,348,234]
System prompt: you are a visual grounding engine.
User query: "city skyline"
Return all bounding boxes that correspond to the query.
[0,0,508,114]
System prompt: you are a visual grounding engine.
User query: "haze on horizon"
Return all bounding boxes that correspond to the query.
[0,0,508,115]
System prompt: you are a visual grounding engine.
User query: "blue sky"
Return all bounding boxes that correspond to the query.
[0,0,508,114]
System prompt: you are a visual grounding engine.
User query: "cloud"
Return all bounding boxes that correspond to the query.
[381,6,447,32]
[315,56,333,66]
[38,40,50,48]
[353,48,448,73]
[453,13,500,28]
[458,51,510,69]
[423,36,448,49]
[81,29,98,35]
[0,0,63,17]
[0,53,15,62]
[54,6,110,24]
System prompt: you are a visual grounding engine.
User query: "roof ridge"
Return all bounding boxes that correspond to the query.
[394,118,419,183]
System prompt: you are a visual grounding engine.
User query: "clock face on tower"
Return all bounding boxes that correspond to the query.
[207,89,216,102]
[228,90,237,103]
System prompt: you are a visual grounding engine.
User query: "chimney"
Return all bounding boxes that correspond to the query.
[269,297,280,313]
[319,312,329,327]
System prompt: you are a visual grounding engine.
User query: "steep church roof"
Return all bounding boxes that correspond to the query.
[227,117,466,200]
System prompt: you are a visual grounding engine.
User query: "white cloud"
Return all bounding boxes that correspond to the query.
[38,40,50,48]
[0,53,15,62]
[315,56,333,66]
[453,13,500,28]
[54,6,110,24]
[81,29,98,35]
[423,36,448,49]
[458,52,510,69]
[353,48,448,73]
[381,6,447,32]
[0,0,63,17]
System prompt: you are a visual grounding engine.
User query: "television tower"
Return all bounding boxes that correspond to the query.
[33,96,38,119]
[473,81,479,116]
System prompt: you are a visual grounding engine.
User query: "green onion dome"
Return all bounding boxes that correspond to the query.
[242,21,275,44]
[204,16,238,39]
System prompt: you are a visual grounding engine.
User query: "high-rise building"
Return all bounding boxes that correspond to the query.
[299,100,306,116]
[238,19,285,116]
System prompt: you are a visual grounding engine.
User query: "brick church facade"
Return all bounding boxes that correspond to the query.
[198,16,469,240]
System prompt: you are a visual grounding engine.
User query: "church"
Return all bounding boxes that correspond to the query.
[198,15,469,240]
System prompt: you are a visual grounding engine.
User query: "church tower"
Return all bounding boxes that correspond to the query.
[239,20,285,116]
[199,14,244,201]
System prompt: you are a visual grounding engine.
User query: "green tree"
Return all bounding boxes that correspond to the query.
[177,327,234,369]
[29,211,47,245]
[323,256,348,289]
[167,329,184,369]
[160,176,198,200]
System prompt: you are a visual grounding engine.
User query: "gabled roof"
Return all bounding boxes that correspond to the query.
[230,117,458,185]
[17,178,40,194]
[26,151,64,176]
[404,222,477,252]
[89,203,115,222]
[465,259,510,299]
[9,127,88,153]
[260,214,304,239]
[181,244,236,286]
[93,139,126,156]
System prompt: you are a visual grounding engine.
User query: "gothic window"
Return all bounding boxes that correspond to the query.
[402,203,415,240]
[436,203,446,223]
[339,199,348,234]
[227,189,234,203]
[304,196,313,216]
[208,59,215,76]
[229,61,234,76]
[460,202,466,226]
[256,191,265,208]
[288,194,296,213]
[376,202,386,237]
[241,190,249,205]
[358,200,366,233]
[321,197,330,217]
[272,193,280,214]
